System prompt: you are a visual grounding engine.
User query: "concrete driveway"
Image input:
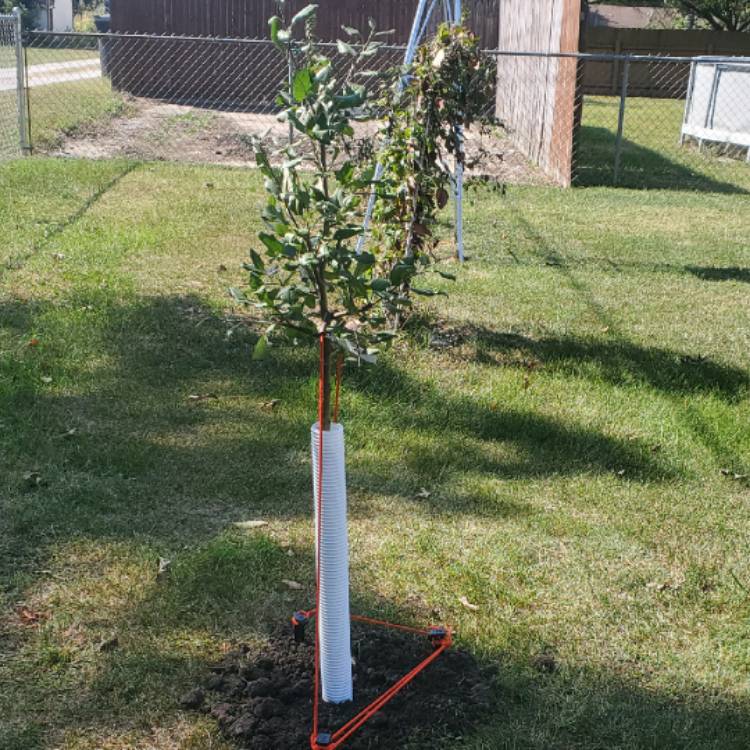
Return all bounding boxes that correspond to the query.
[0,57,101,92]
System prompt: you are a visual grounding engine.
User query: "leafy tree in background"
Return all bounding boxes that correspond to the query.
[588,0,749,31]
[667,0,750,31]
[1,1,34,29]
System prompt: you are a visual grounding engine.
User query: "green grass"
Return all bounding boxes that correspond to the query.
[578,95,750,192]
[25,77,129,150]
[1,156,749,749]
[1,48,125,156]
[0,79,127,155]
[0,46,99,69]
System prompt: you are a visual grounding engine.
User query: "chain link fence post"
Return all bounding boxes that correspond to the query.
[13,7,30,155]
[613,54,630,186]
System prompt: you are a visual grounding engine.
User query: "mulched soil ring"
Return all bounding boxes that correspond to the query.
[182,623,498,749]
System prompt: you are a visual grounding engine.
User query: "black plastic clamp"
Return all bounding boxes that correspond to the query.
[291,611,309,644]
[315,731,332,747]
[428,627,448,649]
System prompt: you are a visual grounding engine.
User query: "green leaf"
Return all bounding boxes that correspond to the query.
[268,16,281,44]
[333,227,361,241]
[314,63,332,83]
[252,335,269,361]
[335,161,354,184]
[389,261,414,285]
[291,4,318,26]
[337,39,356,56]
[370,278,389,292]
[292,68,313,102]
[355,252,376,268]
[436,270,457,281]
[342,25,360,37]
[249,248,265,270]
[258,233,284,256]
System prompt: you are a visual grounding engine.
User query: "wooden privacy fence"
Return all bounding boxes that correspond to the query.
[106,0,500,117]
[102,34,404,112]
[110,0,501,47]
[582,28,750,97]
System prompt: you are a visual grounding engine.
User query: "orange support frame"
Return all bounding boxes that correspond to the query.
[296,609,453,750]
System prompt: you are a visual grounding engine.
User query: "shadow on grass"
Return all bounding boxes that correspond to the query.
[451,327,749,402]
[575,125,749,194]
[3,294,750,747]
[686,266,750,284]
[0,160,140,282]
[4,531,750,749]
[1,293,680,571]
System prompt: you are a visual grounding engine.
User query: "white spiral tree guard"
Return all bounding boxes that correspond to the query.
[311,0,464,707]
[311,422,353,704]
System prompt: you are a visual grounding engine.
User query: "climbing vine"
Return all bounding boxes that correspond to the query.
[369,22,496,287]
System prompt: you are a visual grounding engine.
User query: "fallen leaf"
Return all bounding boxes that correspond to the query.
[414,488,431,500]
[532,652,558,673]
[28,338,40,347]
[157,557,172,580]
[217,264,228,272]
[52,253,65,261]
[23,471,43,488]
[40,376,53,384]
[62,624,87,646]
[281,579,303,590]
[681,354,707,365]
[187,393,218,402]
[16,606,45,626]
[646,580,671,592]
[98,635,119,653]
[234,520,268,530]
[458,596,479,611]
[616,469,626,477]
[261,399,281,411]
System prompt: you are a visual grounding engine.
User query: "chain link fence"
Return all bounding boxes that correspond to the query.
[0,11,22,160]
[0,29,748,193]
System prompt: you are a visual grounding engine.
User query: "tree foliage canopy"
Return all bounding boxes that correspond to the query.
[589,0,750,31]
[232,3,494,425]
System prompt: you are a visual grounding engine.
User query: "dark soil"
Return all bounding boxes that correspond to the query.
[185,623,498,749]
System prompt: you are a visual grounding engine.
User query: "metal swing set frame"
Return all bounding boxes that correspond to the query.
[357,0,466,262]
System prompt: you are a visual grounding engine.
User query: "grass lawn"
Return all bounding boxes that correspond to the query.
[578,95,750,193]
[0,76,128,156]
[1,156,749,750]
[25,77,128,151]
[0,47,124,156]
[0,47,99,69]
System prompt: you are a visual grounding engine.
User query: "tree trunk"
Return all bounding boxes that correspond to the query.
[320,336,333,431]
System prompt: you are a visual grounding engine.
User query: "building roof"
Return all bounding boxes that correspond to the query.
[586,4,679,29]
